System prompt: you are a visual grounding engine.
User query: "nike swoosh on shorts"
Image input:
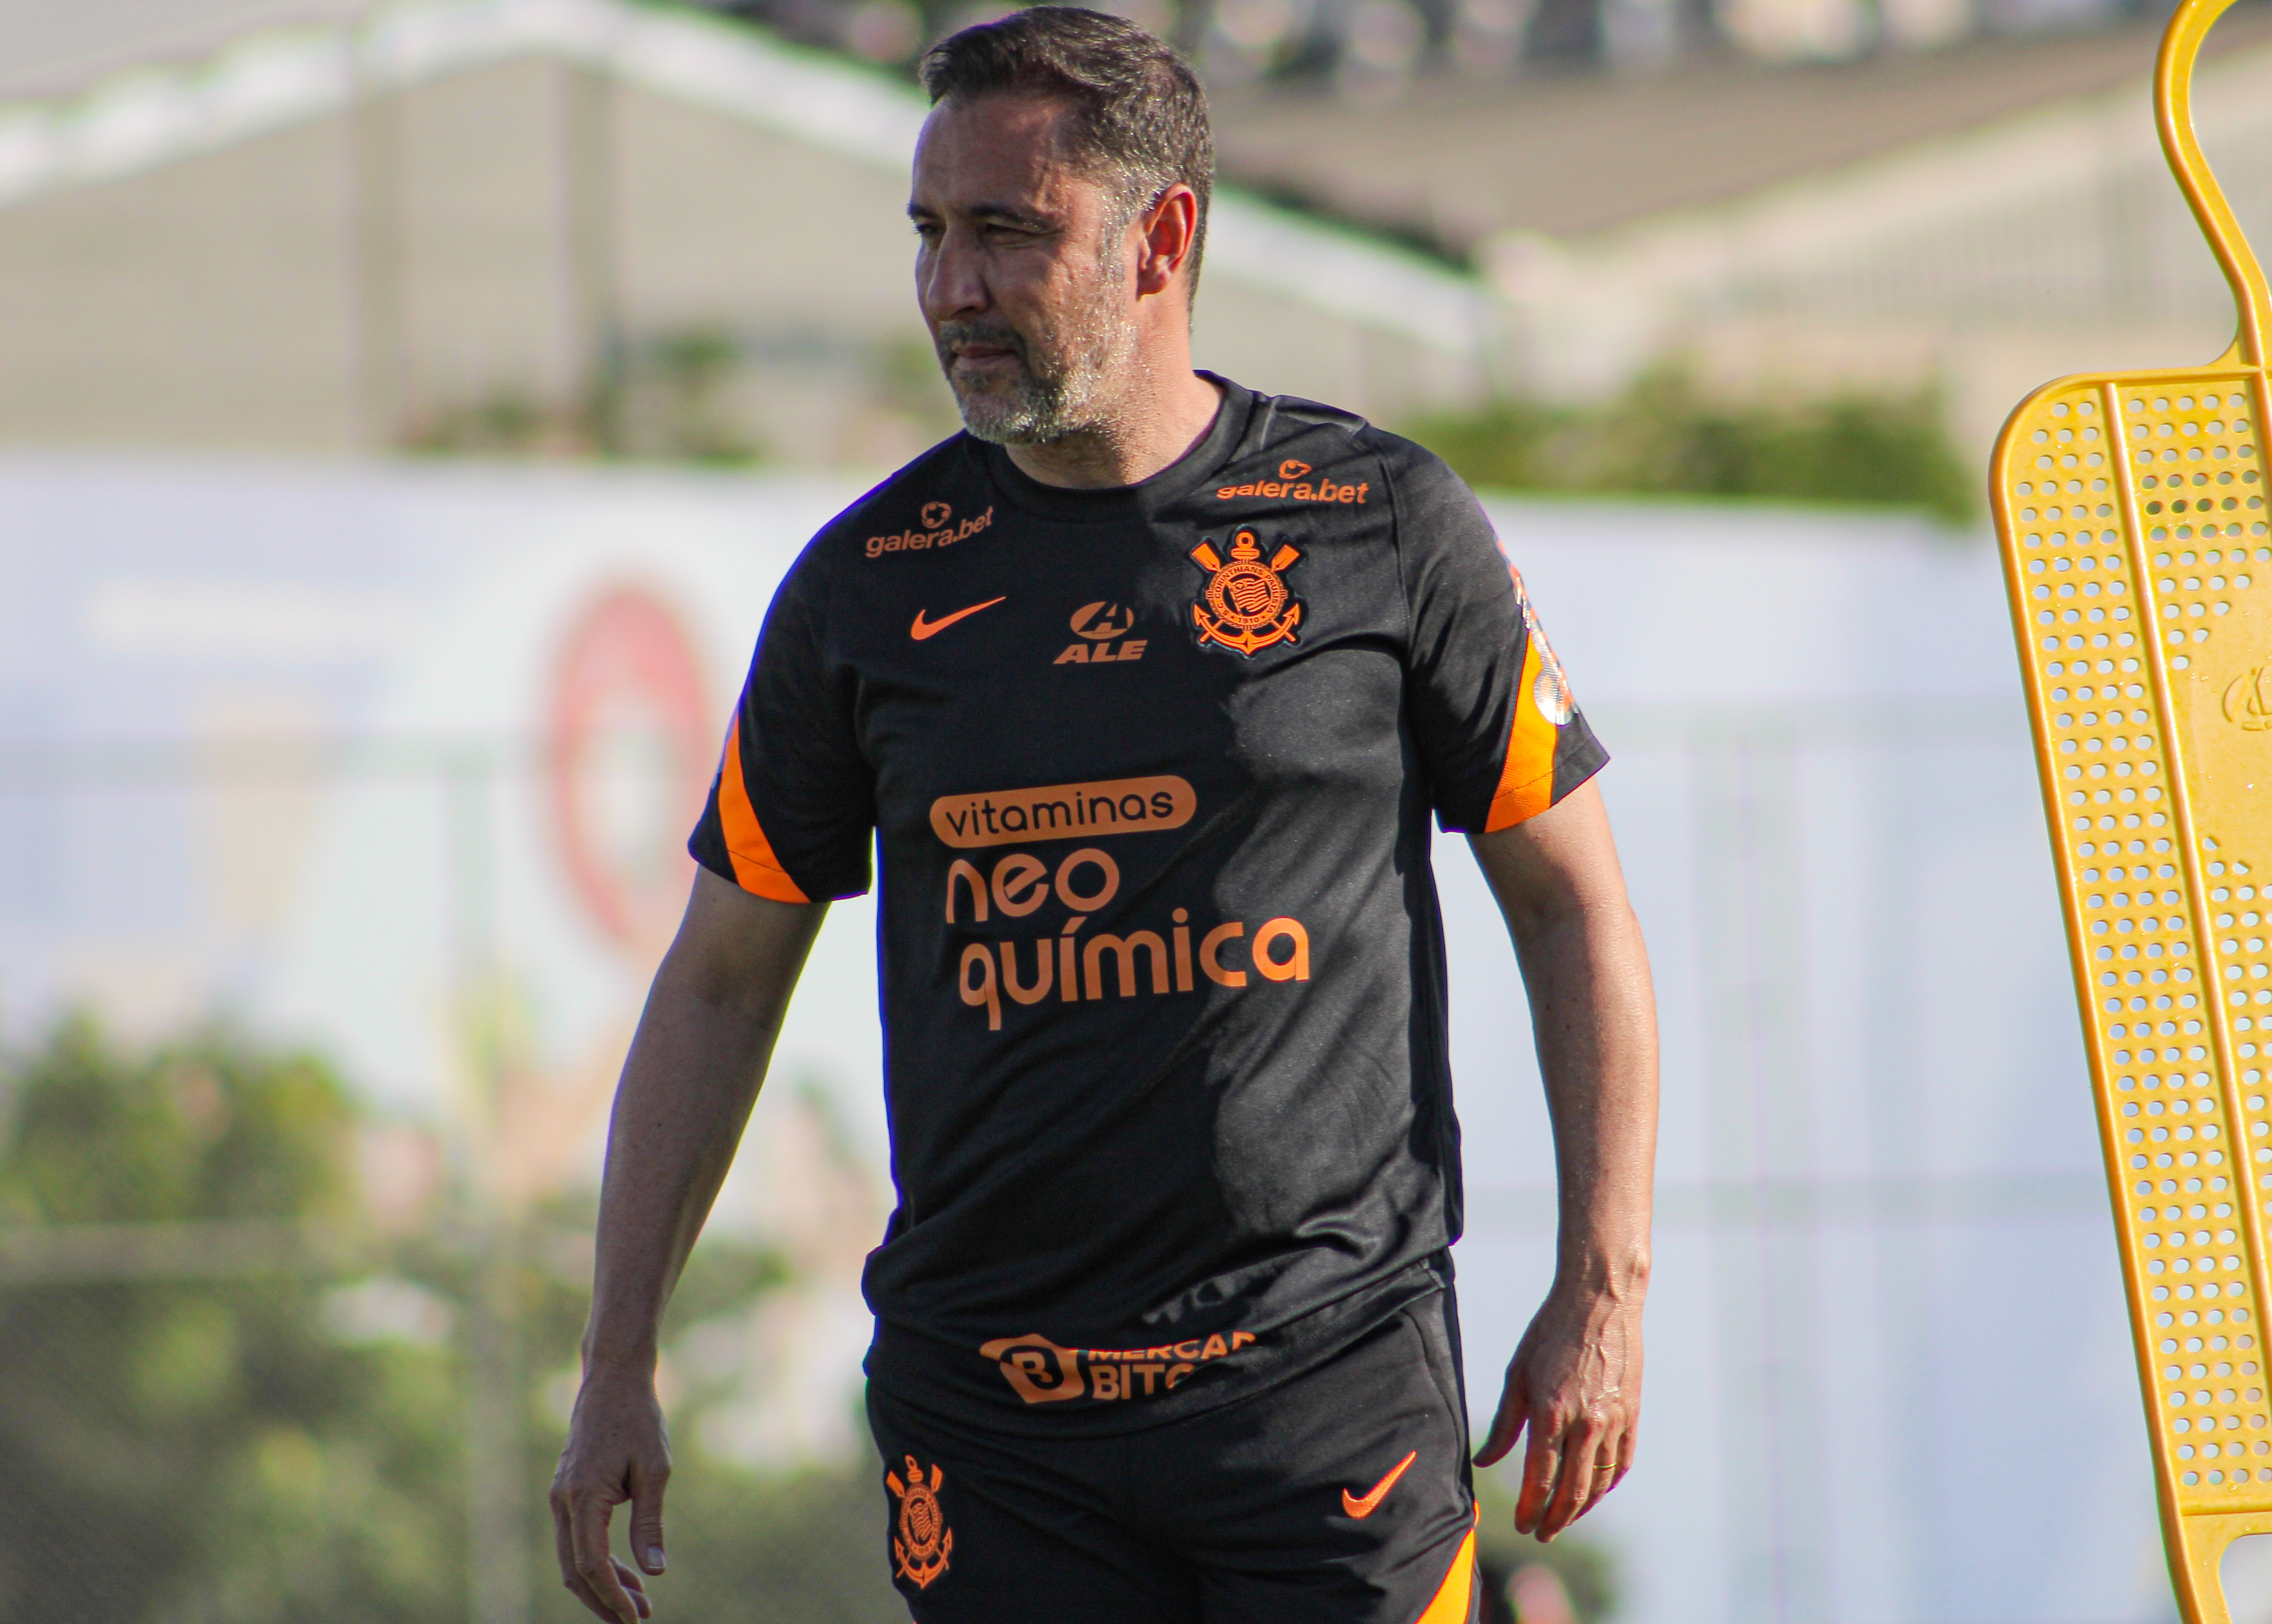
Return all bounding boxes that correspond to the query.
[1342,1450,1418,1519]
[910,597,1007,640]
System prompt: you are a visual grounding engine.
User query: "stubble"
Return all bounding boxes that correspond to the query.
[934,254,1137,447]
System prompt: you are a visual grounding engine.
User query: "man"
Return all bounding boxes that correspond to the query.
[551,10,1657,1623]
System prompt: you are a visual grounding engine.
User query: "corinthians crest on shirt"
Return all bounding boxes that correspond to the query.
[1190,529,1302,657]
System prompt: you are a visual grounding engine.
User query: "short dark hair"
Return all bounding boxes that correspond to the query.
[920,7,1213,295]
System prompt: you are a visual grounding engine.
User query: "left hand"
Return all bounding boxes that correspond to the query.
[1473,1276,1644,1541]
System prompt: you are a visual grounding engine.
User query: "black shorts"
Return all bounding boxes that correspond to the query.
[865,1288,1480,1624]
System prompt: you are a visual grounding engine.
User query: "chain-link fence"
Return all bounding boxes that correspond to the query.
[0,718,915,1624]
[0,674,1643,1624]
[0,1021,1611,1624]
[0,639,2121,1622]
[0,1017,911,1624]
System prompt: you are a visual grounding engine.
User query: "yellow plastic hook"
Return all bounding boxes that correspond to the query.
[2156,0,2270,369]
[1992,1,2272,1617]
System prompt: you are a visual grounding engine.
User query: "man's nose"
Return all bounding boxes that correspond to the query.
[919,227,989,325]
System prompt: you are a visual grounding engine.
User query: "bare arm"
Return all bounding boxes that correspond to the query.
[551,868,827,1624]
[1465,779,1658,1541]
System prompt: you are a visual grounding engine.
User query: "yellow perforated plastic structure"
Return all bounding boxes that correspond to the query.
[1993,0,2272,1612]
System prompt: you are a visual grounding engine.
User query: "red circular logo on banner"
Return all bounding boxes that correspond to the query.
[549,587,713,950]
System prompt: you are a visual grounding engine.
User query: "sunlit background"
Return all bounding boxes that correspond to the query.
[1,0,2269,1621]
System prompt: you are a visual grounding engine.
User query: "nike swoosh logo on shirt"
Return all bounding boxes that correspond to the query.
[1341,1450,1417,1519]
[910,597,1007,641]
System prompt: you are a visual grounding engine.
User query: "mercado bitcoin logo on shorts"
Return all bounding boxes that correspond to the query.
[930,776,1194,847]
[978,1329,1258,1406]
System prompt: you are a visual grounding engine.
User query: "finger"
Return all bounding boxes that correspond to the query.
[572,1496,641,1624]
[630,1456,671,1577]
[562,1570,626,1624]
[556,1545,633,1624]
[555,1498,619,1623]
[611,1558,653,1620]
[1514,1421,1560,1536]
[1473,1368,1529,1468]
[553,1479,583,1591]
[1536,1423,1595,1539]
[1607,1415,1639,1493]
[1539,1423,1607,1540]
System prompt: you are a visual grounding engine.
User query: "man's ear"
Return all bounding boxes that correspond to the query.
[1132,185,1200,299]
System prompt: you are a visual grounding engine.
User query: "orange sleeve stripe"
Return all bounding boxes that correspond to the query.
[1484,635,1558,833]
[1412,1518,1478,1624]
[717,717,810,904]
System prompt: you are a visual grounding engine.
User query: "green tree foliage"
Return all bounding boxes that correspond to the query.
[408,326,763,464]
[1405,369,1977,525]
[0,1021,907,1624]
[0,1020,464,1624]
[518,1198,907,1624]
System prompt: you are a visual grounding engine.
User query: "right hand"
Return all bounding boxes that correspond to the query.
[551,1362,672,1623]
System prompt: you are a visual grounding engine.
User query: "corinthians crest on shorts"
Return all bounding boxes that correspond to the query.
[1189,530,1302,657]
[886,1454,953,1590]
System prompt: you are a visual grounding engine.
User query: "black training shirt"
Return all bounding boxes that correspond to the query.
[690,377,1605,1434]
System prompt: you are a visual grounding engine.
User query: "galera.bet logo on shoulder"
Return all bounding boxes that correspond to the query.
[868,499,993,559]
[1214,458,1367,506]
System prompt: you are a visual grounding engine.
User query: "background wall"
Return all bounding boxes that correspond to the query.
[0,457,2187,1623]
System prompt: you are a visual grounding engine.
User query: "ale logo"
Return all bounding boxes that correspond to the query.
[886,1455,953,1590]
[1056,601,1145,665]
[1190,530,1302,657]
[1278,458,1310,480]
[920,500,952,529]
[1071,601,1136,640]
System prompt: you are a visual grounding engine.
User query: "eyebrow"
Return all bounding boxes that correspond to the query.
[906,199,1059,234]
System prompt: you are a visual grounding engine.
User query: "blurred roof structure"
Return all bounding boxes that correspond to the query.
[1458,13,2272,448]
[8,0,2266,463]
[0,0,1490,459]
[1210,5,2272,255]
[15,0,2261,255]
[0,0,369,100]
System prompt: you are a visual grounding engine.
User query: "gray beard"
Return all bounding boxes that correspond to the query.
[935,277,1134,447]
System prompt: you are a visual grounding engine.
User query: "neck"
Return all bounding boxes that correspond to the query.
[1003,359,1224,490]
